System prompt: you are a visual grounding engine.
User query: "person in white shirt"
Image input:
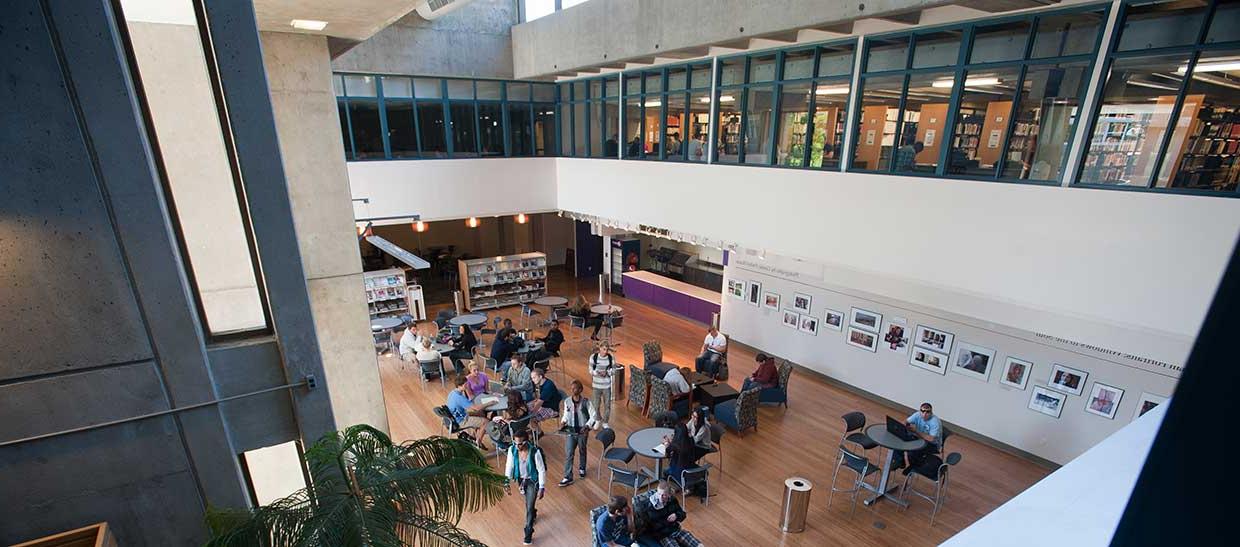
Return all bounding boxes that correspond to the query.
[398,322,424,362]
[663,366,692,395]
[505,430,546,545]
[694,327,728,378]
[415,338,441,364]
[589,342,617,428]
[559,380,599,486]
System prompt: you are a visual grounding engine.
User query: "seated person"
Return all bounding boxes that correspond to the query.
[742,353,779,391]
[490,330,518,374]
[502,355,534,401]
[397,322,424,362]
[463,361,489,399]
[634,480,703,547]
[527,368,562,428]
[446,324,478,376]
[415,338,442,366]
[686,406,714,463]
[662,366,692,396]
[537,319,565,355]
[693,327,727,377]
[569,295,605,340]
[446,376,488,448]
[595,496,636,547]
[662,423,704,488]
[496,318,517,343]
[893,402,942,474]
[487,390,529,446]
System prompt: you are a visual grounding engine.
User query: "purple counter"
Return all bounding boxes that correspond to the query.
[622,271,721,325]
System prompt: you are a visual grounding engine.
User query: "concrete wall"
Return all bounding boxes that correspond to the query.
[332,0,519,78]
[261,31,390,434]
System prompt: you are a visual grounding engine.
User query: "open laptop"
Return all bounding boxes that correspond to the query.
[886,416,919,442]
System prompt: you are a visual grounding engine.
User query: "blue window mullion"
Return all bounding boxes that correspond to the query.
[442,80,454,157]
[376,78,391,159]
[936,26,976,176]
[767,51,785,165]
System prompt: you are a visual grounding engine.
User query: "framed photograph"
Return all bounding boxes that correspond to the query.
[781,310,800,329]
[849,307,883,332]
[1029,386,1066,418]
[846,327,878,352]
[1133,392,1168,420]
[747,281,762,307]
[950,342,996,383]
[1047,363,1089,396]
[999,357,1033,390]
[909,347,949,375]
[1085,382,1124,420]
[882,320,909,354]
[727,280,745,299]
[792,292,813,314]
[799,314,819,335]
[913,324,955,354]
[762,291,781,310]
[823,309,845,331]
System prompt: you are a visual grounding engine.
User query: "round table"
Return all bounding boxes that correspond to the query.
[591,304,622,315]
[628,426,673,482]
[371,317,403,331]
[533,296,568,307]
[473,393,508,413]
[449,313,488,328]
[432,342,454,353]
[863,424,927,507]
[515,340,545,354]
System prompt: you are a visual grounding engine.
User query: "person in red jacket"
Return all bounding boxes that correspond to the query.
[743,353,779,391]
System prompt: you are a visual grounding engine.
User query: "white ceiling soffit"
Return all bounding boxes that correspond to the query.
[253,0,423,41]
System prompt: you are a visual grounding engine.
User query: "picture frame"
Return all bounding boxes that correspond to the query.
[999,357,1033,390]
[762,291,781,310]
[909,347,949,375]
[727,280,745,299]
[1133,392,1168,420]
[822,309,845,331]
[1047,363,1089,396]
[781,310,800,329]
[799,314,818,335]
[792,292,813,314]
[846,327,878,352]
[747,281,762,307]
[950,342,996,383]
[1084,382,1124,420]
[1029,386,1066,418]
[913,324,955,354]
[849,307,883,332]
[882,320,909,354]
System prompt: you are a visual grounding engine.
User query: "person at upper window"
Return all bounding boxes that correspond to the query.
[398,322,425,362]
[742,353,779,391]
[894,140,924,172]
[893,402,942,474]
[689,131,707,161]
[693,326,728,378]
[663,366,692,396]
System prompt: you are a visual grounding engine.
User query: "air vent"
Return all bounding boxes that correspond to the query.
[415,0,475,20]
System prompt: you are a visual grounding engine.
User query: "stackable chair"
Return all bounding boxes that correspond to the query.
[828,444,880,518]
[900,452,963,526]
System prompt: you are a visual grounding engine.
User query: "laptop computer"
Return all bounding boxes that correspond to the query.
[886,416,919,442]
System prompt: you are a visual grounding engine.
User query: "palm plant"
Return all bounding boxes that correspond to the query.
[206,425,506,547]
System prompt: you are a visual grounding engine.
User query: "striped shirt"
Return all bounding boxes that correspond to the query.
[589,353,615,390]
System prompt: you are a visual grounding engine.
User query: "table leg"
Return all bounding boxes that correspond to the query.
[864,448,910,507]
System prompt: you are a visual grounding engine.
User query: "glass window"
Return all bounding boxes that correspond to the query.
[590,99,605,158]
[533,83,556,102]
[417,101,447,157]
[414,78,442,99]
[818,45,855,77]
[944,68,1022,177]
[1207,0,1240,44]
[476,81,502,100]
[347,101,384,158]
[1032,10,1104,58]
[569,81,584,101]
[332,75,344,97]
[625,75,642,95]
[534,104,556,156]
[1155,48,1240,192]
[590,80,602,99]
[668,68,687,90]
[446,79,474,99]
[385,101,417,158]
[912,31,962,69]
[507,82,531,102]
[1000,62,1090,182]
[783,50,815,80]
[344,74,377,97]
[715,92,742,162]
[1080,54,1191,186]
[665,93,687,160]
[603,99,620,157]
[574,102,588,157]
[337,101,350,158]
[776,83,812,166]
[895,72,955,173]
[642,96,664,158]
[380,76,412,98]
[853,75,904,171]
[970,21,1030,64]
[743,86,775,164]
[866,36,910,72]
[624,98,643,157]
[508,103,533,156]
[525,0,555,21]
[749,54,777,82]
[605,78,620,97]
[811,81,849,169]
[645,72,664,93]
[449,103,478,157]
[687,93,711,162]
[560,104,572,155]
[1118,0,1208,51]
[690,64,712,89]
[720,58,746,86]
[478,103,504,156]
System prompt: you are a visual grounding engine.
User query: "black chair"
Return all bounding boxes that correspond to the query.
[492,413,535,465]
[652,411,679,428]
[900,452,963,526]
[828,444,880,518]
[432,405,479,445]
[670,465,711,506]
[842,412,878,452]
[607,463,646,499]
[520,303,540,329]
[706,423,726,472]
[594,427,636,479]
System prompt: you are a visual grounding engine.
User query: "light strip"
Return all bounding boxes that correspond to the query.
[931,77,1000,89]
[815,86,850,95]
[1177,60,1240,74]
[290,19,328,31]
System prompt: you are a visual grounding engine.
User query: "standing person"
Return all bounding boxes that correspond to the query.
[398,322,424,362]
[893,402,942,474]
[742,353,779,391]
[688,132,707,162]
[446,376,488,448]
[595,496,636,546]
[637,480,704,547]
[894,140,924,172]
[447,323,478,376]
[504,430,546,545]
[693,327,728,378]
[589,342,617,429]
[559,380,598,486]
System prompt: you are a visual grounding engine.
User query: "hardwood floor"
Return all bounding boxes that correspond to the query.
[379,269,1049,546]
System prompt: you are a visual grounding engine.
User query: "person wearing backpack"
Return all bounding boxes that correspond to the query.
[505,429,546,545]
[589,341,617,429]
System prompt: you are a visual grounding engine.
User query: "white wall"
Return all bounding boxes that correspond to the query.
[348,158,558,224]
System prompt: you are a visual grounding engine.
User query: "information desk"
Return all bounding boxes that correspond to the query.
[621,271,721,325]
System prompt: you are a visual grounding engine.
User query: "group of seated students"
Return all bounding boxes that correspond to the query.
[398,321,478,377]
[595,485,705,547]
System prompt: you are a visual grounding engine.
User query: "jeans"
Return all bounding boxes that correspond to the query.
[694,351,721,376]
[563,429,589,478]
[521,479,539,539]
[592,386,613,424]
[892,443,939,470]
[741,378,774,392]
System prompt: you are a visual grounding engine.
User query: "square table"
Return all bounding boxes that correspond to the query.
[684,370,715,388]
[695,383,740,409]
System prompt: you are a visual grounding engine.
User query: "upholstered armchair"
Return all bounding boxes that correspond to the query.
[642,340,663,367]
[627,365,650,415]
[647,375,691,419]
[758,360,794,407]
[715,388,760,436]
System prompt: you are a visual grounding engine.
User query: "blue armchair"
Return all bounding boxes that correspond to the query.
[714,388,759,436]
[758,361,793,407]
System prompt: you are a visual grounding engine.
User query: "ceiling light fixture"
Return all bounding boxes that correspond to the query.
[718,94,736,103]
[1178,60,1240,74]
[931,77,1000,88]
[644,100,662,107]
[413,220,427,233]
[290,19,328,31]
[516,213,528,224]
[815,86,850,95]
[467,217,479,228]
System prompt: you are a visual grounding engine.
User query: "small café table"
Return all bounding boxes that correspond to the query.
[628,426,674,486]
[862,424,927,507]
[449,313,488,328]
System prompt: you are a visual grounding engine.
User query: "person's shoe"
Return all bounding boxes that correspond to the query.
[522,533,532,545]
[902,466,914,476]
[579,468,587,478]
[558,477,573,487]
[602,422,610,429]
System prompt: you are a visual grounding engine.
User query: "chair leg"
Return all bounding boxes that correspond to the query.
[827,456,842,508]
[849,475,861,518]
[899,473,913,510]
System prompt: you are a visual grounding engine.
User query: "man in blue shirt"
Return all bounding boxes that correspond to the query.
[594,496,636,546]
[446,376,487,447]
[893,402,942,475]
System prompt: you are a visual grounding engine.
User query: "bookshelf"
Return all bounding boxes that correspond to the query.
[458,252,548,311]
[1167,100,1239,191]
[1081,113,1149,184]
[364,268,410,318]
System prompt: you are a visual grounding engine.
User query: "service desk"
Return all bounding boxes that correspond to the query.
[622,270,721,325]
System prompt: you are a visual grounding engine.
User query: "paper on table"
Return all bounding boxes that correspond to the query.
[652,443,667,455]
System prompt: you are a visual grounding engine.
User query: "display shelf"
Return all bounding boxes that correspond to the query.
[458,252,548,311]
[364,268,415,318]
[1171,106,1240,191]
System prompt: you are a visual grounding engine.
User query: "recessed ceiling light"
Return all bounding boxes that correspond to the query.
[291,19,328,31]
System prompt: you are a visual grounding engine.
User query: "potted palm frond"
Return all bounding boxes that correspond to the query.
[206,425,506,547]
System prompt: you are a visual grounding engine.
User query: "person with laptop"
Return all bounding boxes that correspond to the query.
[891,402,942,474]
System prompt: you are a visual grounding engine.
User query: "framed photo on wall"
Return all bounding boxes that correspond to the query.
[1000,357,1033,390]
[1029,386,1066,418]
[882,319,909,354]
[799,315,819,335]
[763,291,781,310]
[1133,392,1168,420]
[1084,382,1124,420]
[728,280,745,299]
[1047,363,1088,396]
[909,347,949,375]
[950,342,996,383]
[747,281,762,307]
[849,307,882,332]
[846,327,878,352]
[792,292,813,314]
[913,324,955,354]
[823,309,844,331]
[782,310,800,329]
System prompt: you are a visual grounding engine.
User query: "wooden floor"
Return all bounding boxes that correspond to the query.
[380,269,1049,546]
